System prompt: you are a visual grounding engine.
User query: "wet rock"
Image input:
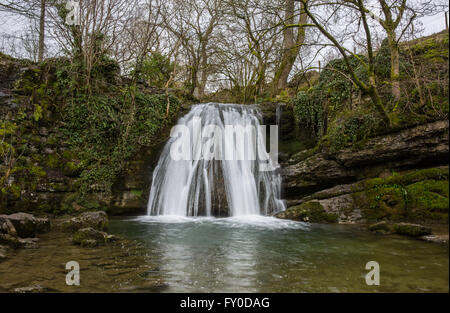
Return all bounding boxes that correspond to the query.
[72,227,118,247]
[4,213,50,238]
[419,235,449,244]
[393,223,432,237]
[0,234,21,248]
[282,120,449,198]
[316,194,361,223]
[333,120,449,168]
[0,245,7,260]
[276,201,338,223]
[60,211,108,233]
[368,221,393,234]
[0,215,17,236]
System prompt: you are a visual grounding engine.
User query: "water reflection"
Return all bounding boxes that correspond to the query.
[110,216,448,292]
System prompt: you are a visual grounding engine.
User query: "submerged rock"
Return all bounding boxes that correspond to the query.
[419,235,449,244]
[60,211,108,233]
[0,234,40,249]
[393,223,432,237]
[18,238,39,249]
[13,285,50,293]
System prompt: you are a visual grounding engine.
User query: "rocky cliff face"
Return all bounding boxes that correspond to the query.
[280,120,449,224]
[0,54,180,216]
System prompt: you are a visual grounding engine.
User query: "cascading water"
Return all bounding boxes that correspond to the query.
[147,103,285,217]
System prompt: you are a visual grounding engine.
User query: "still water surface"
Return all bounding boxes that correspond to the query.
[0,216,447,292]
[109,216,449,292]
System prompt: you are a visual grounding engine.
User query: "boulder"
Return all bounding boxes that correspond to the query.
[0,215,17,236]
[0,234,21,248]
[4,213,50,238]
[316,194,362,223]
[368,221,393,234]
[60,211,108,233]
[275,201,338,223]
[393,223,432,237]
[72,227,118,247]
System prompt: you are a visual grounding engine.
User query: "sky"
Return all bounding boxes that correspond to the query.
[420,12,448,35]
[0,5,448,61]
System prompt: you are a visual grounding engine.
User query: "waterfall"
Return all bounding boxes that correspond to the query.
[147,103,285,217]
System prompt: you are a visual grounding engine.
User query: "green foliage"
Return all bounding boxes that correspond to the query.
[408,33,449,63]
[291,32,448,153]
[319,107,383,153]
[373,38,410,80]
[317,56,367,109]
[292,90,324,137]
[1,49,181,213]
[133,52,174,88]
[292,55,368,138]
[91,55,121,86]
[60,88,180,195]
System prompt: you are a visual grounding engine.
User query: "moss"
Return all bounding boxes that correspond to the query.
[2,53,181,215]
[353,167,449,223]
[45,154,60,168]
[368,221,393,234]
[63,161,80,176]
[406,180,449,222]
[277,201,338,223]
[392,223,432,237]
[130,189,143,199]
[385,167,449,186]
[29,165,46,177]
[355,185,407,222]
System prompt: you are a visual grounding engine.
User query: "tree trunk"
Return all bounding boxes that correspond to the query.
[387,33,401,100]
[38,0,46,62]
[198,44,208,99]
[188,65,198,98]
[272,0,307,95]
[368,72,391,127]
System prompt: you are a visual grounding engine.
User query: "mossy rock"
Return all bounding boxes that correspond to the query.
[72,227,118,247]
[406,180,449,221]
[276,201,338,223]
[353,167,449,223]
[368,221,393,234]
[354,185,407,222]
[393,223,432,237]
[60,211,108,233]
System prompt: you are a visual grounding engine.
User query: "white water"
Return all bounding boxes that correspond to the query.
[147,103,285,217]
